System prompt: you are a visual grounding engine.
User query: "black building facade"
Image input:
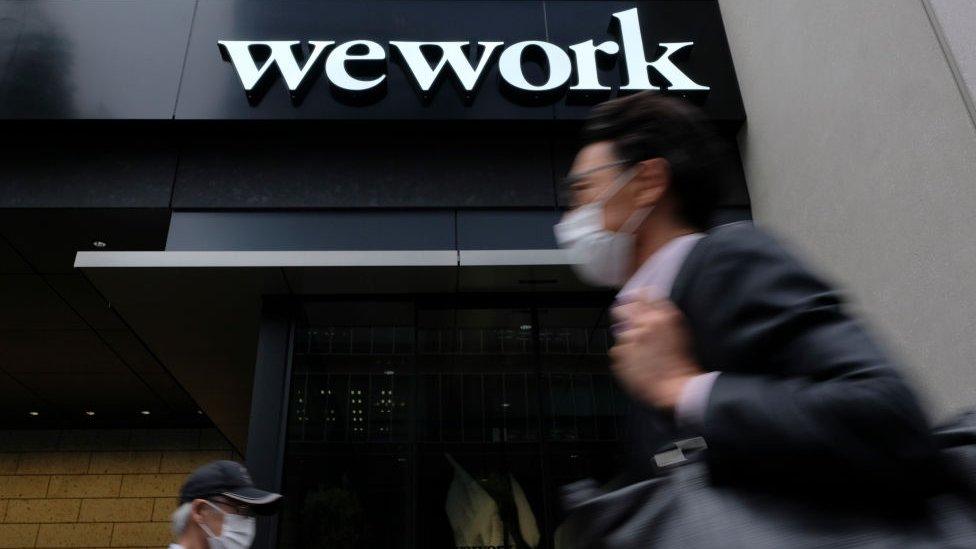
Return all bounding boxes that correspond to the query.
[0,1,748,547]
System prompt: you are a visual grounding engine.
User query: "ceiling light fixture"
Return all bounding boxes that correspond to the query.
[85,410,95,416]
[92,240,108,249]
[29,411,39,417]
[140,410,151,416]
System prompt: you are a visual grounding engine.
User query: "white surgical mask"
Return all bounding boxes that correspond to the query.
[554,168,653,288]
[199,501,256,549]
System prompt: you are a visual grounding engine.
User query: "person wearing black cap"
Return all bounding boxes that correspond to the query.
[170,460,282,549]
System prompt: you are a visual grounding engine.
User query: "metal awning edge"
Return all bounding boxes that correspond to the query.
[74,250,460,268]
[459,249,571,266]
[75,249,574,268]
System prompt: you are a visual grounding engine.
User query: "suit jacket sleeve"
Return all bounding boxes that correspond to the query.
[687,227,937,491]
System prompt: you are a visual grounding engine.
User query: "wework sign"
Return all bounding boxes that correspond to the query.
[175,0,744,121]
[219,8,708,105]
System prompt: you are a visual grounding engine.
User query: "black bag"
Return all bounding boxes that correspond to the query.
[560,411,976,548]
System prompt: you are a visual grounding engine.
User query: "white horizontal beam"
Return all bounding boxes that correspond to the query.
[75,249,574,269]
[75,250,459,268]
[459,249,571,266]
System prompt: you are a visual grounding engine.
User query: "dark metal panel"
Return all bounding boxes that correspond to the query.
[44,273,126,331]
[177,0,550,120]
[0,209,171,274]
[165,211,456,251]
[457,209,560,250]
[0,145,177,208]
[97,330,167,375]
[172,139,554,208]
[0,330,128,374]
[80,263,292,449]
[0,0,195,119]
[0,1,744,123]
[0,238,31,274]
[140,372,203,413]
[0,371,48,416]
[0,274,86,330]
[283,264,458,295]
[14,372,160,413]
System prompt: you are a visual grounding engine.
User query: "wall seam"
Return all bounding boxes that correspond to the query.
[921,0,976,135]
[172,0,200,119]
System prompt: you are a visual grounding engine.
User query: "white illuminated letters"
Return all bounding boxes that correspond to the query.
[498,41,572,92]
[613,8,709,91]
[219,8,710,101]
[569,40,620,91]
[218,40,333,91]
[390,41,503,92]
[325,40,386,91]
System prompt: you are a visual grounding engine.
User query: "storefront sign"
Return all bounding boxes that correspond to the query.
[0,0,744,121]
[218,8,708,103]
[170,0,746,120]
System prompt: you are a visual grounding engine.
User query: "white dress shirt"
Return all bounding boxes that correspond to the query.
[616,233,719,430]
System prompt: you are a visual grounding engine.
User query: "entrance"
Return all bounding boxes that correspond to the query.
[277,294,631,549]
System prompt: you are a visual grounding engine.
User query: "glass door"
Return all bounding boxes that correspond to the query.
[278,294,629,549]
[280,300,416,549]
[414,306,544,549]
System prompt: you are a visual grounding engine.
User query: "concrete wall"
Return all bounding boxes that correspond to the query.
[0,429,238,548]
[717,0,976,418]
[928,0,976,120]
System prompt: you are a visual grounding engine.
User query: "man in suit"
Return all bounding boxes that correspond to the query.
[554,93,938,495]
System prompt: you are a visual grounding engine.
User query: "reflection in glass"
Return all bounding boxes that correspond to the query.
[280,297,627,549]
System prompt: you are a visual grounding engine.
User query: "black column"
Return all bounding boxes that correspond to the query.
[245,298,295,549]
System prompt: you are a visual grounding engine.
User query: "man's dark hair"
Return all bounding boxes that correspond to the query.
[581,92,730,229]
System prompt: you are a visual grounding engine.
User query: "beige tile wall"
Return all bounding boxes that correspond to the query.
[0,429,239,548]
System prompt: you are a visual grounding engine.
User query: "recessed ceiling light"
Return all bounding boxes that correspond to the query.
[92,240,108,249]
[29,411,39,417]
[85,411,95,416]
[384,370,395,375]
[140,410,151,416]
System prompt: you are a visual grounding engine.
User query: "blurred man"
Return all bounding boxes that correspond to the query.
[554,93,938,495]
[170,460,282,549]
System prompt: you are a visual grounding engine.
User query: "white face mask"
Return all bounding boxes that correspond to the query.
[199,501,256,549]
[554,168,653,288]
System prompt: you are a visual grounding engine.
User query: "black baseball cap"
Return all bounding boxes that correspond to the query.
[179,460,282,513]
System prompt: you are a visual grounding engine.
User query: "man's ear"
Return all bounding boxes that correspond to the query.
[633,158,671,208]
[191,499,208,524]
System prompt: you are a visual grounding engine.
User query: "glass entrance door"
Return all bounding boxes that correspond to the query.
[278,294,630,549]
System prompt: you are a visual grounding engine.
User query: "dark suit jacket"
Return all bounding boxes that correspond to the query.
[629,222,939,495]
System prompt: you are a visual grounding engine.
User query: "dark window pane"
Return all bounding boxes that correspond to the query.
[592,374,617,440]
[282,298,630,549]
[440,374,464,442]
[417,373,440,441]
[348,375,368,441]
[484,374,504,442]
[325,374,349,442]
[391,372,410,441]
[463,374,484,442]
[574,374,597,440]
